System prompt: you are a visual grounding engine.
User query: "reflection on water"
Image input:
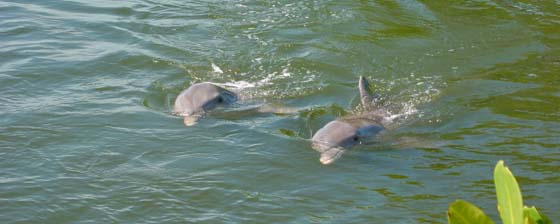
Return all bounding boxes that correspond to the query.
[1,0,559,223]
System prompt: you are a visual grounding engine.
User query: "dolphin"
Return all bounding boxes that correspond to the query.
[174,82,299,126]
[174,82,237,126]
[311,76,392,165]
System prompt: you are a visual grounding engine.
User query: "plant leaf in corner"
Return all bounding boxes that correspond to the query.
[448,200,494,224]
[494,160,523,224]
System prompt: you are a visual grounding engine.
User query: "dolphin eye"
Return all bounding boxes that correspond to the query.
[353,136,359,141]
[217,97,223,103]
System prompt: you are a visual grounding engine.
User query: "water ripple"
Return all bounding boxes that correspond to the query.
[1,0,559,223]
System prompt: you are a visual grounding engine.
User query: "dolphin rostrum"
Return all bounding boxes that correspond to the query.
[174,82,237,126]
[311,76,392,165]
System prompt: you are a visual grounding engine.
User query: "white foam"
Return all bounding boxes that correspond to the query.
[281,67,291,77]
[385,102,419,122]
[211,63,223,74]
[218,81,256,89]
[257,72,277,86]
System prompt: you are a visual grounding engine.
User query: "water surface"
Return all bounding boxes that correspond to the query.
[1,0,559,223]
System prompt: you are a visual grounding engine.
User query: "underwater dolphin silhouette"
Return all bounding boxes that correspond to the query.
[311,76,392,165]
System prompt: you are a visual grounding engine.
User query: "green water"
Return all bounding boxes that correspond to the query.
[1,0,559,223]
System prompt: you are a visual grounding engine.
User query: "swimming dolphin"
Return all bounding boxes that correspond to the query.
[174,82,237,126]
[311,76,391,165]
[174,82,299,126]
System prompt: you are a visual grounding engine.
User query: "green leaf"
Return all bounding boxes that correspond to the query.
[447,200,495,224]
[494,160,524,224]
[523,206,551,224]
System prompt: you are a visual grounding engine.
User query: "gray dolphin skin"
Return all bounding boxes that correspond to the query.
[311,76,389,165]
[174,82,237,126]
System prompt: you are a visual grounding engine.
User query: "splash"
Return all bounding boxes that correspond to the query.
[386,102,419,122]
[211,63,224,74]
[217,80,256,89]
[358,73,445,127]
[207,62,321,99]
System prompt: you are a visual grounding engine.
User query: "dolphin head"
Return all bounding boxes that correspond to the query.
[311,121,359,165]
[310,76,387,165]
[174,83,237,126]
[311,119,384,164]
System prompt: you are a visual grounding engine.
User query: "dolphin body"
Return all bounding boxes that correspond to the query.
[174,82,237,126]
[174,82,298,126]
[311,76,391,165]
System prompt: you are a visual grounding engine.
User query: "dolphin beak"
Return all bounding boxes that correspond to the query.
[183,116,201,126]
[312,142,345,165]
[319,147,345,165]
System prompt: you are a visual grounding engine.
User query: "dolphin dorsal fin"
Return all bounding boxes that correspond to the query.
[358,76,380,110]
